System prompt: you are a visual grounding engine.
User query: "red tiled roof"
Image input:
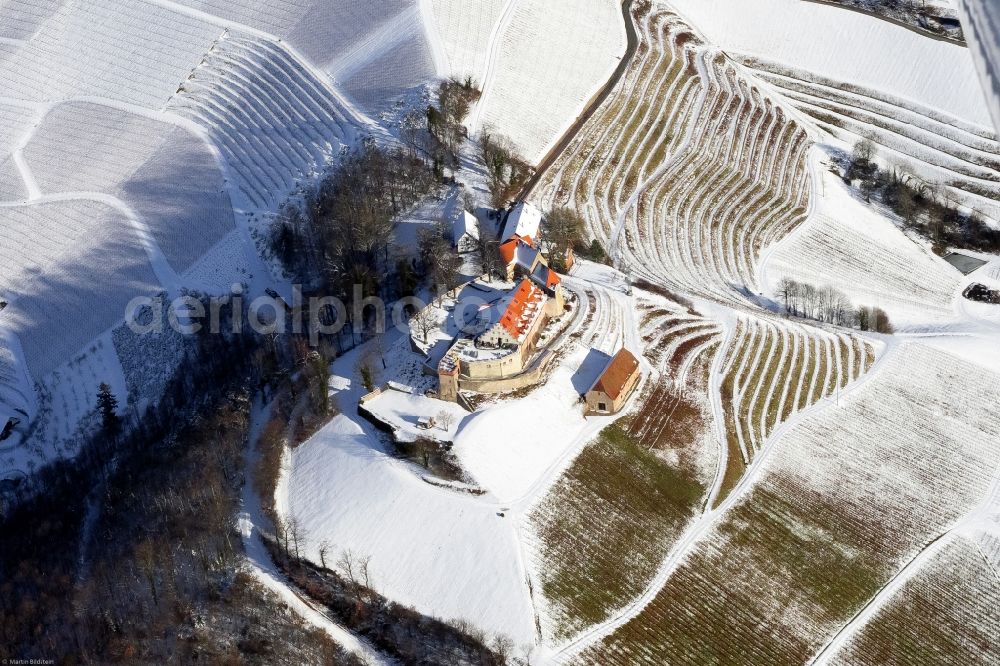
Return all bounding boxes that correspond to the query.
[499,235,535,265]
[498,278,544,341]
[590,348,640,400]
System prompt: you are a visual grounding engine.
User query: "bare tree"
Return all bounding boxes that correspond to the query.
[436,410,456,432]
[338,549,373,604]
[317,539,330,569]
[288,516,307,560]
[410,306,436,343]
[492,635,515,666]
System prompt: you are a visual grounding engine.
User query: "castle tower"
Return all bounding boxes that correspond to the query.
[438,355,460,403]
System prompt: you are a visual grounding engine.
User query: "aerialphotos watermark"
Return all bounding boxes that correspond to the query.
[124,284,493,345]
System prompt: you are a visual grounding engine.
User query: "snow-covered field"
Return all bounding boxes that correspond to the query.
[286,340,538,648]
[761,161,963,329]
[720,314,876,470]
[669,0,993,130]
[428,0,507,81]
[449,0,627,163]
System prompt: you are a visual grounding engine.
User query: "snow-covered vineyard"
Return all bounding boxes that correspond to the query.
[0,0,431,472]
[535,6,813,307]
[3,0,1000,662]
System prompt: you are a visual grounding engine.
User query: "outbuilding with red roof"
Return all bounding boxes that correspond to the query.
[584,348,642,415]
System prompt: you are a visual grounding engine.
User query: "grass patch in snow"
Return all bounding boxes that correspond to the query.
[580,477,887,666]
[529,422,704,641]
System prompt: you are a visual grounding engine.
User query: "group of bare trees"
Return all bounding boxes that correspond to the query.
[419,221,466,298]
[844,139,999,255]
[263,532,517,665]
[272,144,436,311]
[480,132,532,209]
[777,277,894,333]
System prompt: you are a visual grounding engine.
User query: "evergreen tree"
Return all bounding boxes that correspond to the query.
[97,382,121,437]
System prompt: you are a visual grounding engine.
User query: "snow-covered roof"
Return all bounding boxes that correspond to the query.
[499,235,534,265]
[453,210,479,245]
[958,0,1000,132]
[530,262,562,292]
[496,278,547,342]
[501,202,543,243]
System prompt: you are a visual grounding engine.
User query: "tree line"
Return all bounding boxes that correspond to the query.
[0,297,360,663]
[845,139,1000,255]
[776,277,894,333]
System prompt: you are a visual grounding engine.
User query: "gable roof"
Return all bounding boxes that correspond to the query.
[497,278,546,342]
[453,210,479,245]
[589,348,640,400]
[499,234,535,265]
[501,202,542,243]
[530,263,561,291]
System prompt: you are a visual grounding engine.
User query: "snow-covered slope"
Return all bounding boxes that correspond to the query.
[669,0,993,130]
[437,0,627,163]
[428,0,508,81]
[0,0,435,474]
[286,346,537,647]
[168,0,438,114]
[760,161,962,329]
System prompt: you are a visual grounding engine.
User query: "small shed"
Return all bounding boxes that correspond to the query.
[453,211,480,253]
[585,348,641,415]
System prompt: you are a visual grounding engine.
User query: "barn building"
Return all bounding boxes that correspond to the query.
[585,348,641,415]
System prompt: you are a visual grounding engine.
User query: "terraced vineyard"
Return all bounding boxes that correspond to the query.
[525,299,719,641]
[716,316,876,502]
[170,35,360,209]
[535,5,812,305]
[741,56,1000,220]
[571,344,1000,665]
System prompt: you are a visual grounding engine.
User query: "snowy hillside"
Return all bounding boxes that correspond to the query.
[430,0,628,163]
[3,0,1000,663]
[0,0,437,474]
[669,0,992,129]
